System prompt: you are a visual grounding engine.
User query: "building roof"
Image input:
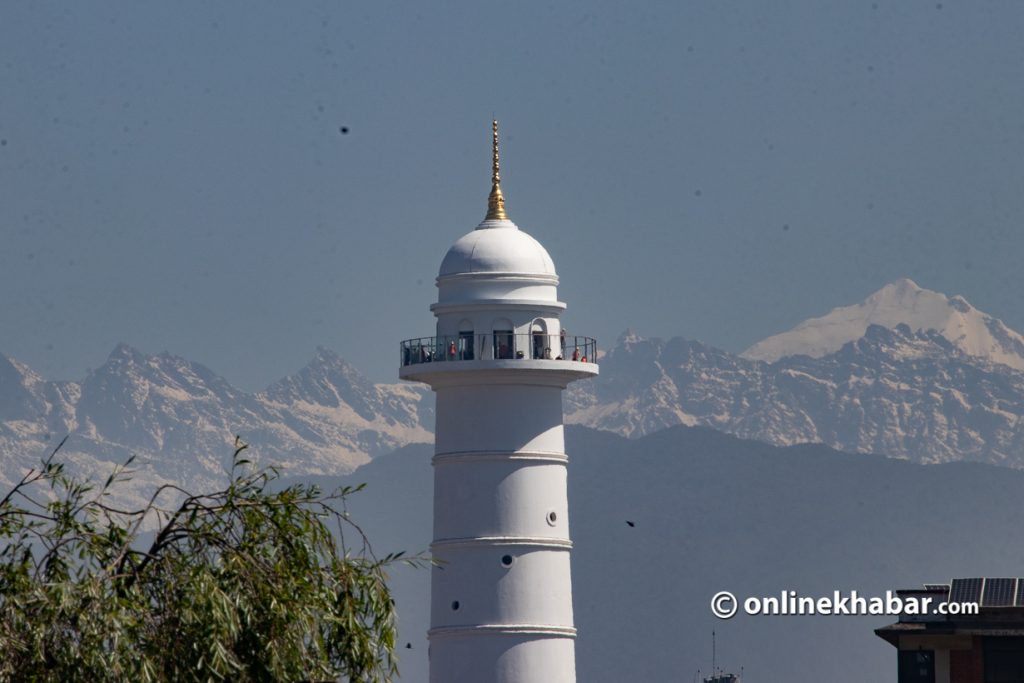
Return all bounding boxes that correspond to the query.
[875,578,1024,647]
[875,616,1024,646]
[438,219,557,278]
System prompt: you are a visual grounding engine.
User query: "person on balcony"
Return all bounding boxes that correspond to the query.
[571,348,580,361]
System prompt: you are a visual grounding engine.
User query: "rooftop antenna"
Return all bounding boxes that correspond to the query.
[712,629,716,676]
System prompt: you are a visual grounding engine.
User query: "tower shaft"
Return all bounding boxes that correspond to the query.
[429,376,576,682]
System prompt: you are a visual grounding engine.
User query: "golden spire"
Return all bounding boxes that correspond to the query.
[485,119,508,220]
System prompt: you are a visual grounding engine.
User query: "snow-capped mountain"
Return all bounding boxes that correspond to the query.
[567,323,1024,466]
[260,346,432,466]
[4,278,1024,496]
[742,278,1024,371]
[0,345,432,504]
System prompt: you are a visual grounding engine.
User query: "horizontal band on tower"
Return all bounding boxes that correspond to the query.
[433,449,568,465]
[428,624,577,641]
[400,361,599,388]
[431,535,572,551]
[429,297,565,314]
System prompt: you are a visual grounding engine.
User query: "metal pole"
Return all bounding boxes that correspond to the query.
[712,630,716,677]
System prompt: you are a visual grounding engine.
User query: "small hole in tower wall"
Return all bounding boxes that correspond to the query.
[501,554,514,567]
[451,600,460,611]
[547,511,558,526]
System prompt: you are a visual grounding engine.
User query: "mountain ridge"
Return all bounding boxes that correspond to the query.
[0,344,433,504]
[567,322,1024,466]
[3,278,1024,498]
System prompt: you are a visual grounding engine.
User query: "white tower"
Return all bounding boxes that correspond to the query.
[400,121,598,683]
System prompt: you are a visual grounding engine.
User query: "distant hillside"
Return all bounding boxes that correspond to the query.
[317,426,1024,683]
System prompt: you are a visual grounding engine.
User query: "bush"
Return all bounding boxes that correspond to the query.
[0,438,414,683]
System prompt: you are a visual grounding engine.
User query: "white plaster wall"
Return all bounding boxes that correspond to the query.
[433,461,569,539]
[437,278,559,305]
[434,312,562,344]
[434,385,565,454]
[429,635,576,683]
[430,548,574,627]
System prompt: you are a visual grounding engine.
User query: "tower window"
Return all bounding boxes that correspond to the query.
[501,554,514,567]
[493,330,513,359]
[532,332,545,359]
[459,331,474,360]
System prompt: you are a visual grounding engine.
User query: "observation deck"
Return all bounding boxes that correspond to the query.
[399,333,598,385]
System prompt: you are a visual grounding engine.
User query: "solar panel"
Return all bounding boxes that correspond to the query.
[983,578,1017,607]
[1016,579,1024,607]
[924,584,950,593]
[949,578,983,605]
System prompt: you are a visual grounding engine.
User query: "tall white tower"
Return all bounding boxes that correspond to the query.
[399,121,598,683]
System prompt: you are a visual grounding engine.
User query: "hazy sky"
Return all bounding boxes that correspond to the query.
[3,1,1024,388]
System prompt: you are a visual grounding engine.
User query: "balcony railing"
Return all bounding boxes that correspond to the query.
[400,334,597,367]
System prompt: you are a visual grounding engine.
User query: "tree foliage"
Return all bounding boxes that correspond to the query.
[0,438,412,683]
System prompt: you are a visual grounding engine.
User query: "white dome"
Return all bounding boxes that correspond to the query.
[439,219,557,278]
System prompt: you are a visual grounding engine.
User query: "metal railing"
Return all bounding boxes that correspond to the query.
[400,334,597,367]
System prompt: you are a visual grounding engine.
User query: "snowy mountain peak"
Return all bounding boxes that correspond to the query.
[741,279,1024,371]
[0,353,42,422]
[312,345,343,364]
[878,276,921,296]
[272,347,371,393]
[948,295,972,313]
[107,342,146,364]
[616,329,645,346]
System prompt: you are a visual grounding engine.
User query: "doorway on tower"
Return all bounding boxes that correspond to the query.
[531,320,548,359]
[493,330,514,359]
[459,331,474,360]
[458,321,474,360]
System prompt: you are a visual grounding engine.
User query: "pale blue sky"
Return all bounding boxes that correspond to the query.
[3,1,1023,387]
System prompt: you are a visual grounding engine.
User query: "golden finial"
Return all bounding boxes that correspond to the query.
[485,119,508,220]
